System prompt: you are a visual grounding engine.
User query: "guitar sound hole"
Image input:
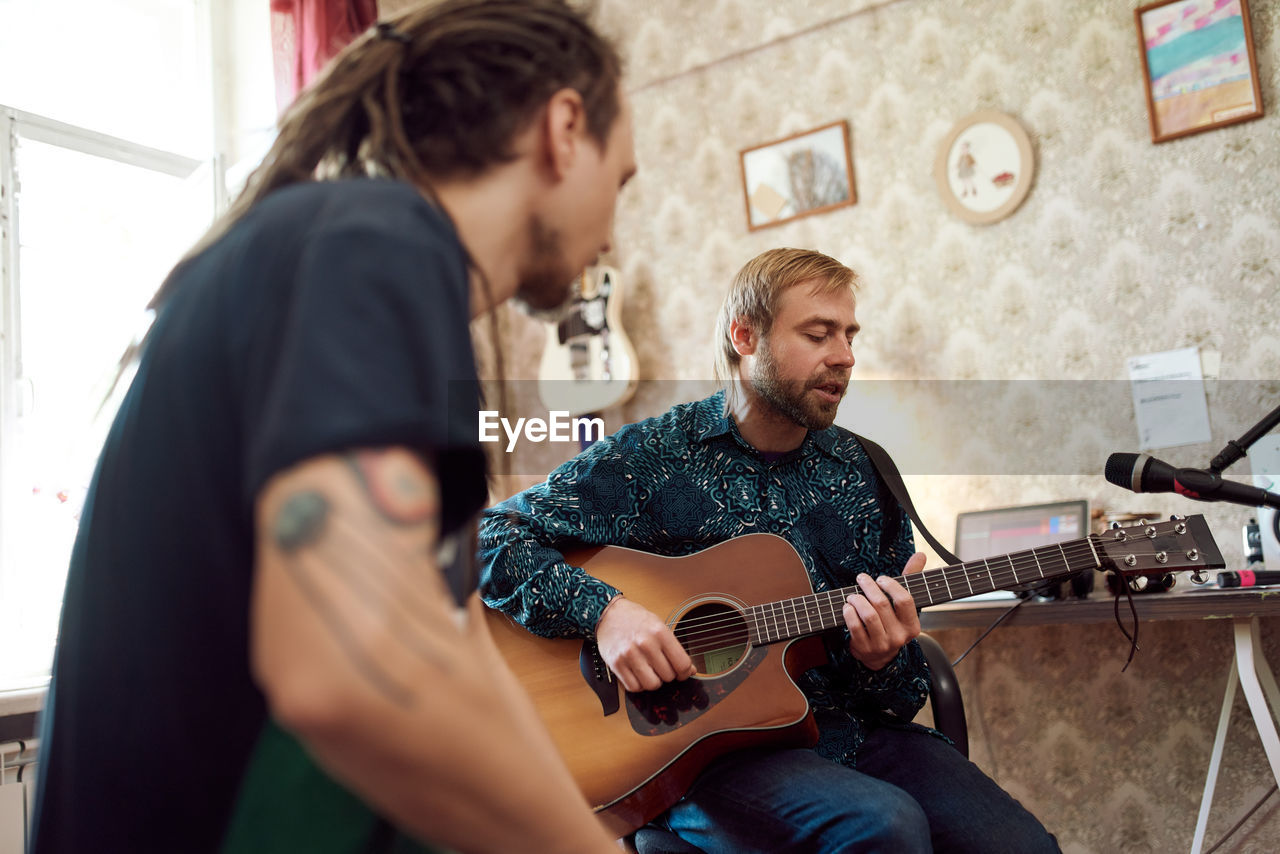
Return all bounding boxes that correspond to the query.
[675,602,749,676]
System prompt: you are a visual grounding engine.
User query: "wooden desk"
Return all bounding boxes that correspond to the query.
[921,586,1280,630]
[921,584,1280,854]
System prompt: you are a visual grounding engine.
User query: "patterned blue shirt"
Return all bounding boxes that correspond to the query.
[478,390,933,765]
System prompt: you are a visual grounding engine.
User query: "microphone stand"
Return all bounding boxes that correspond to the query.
[1206,402,1280,573]
[1208,403,1280,473]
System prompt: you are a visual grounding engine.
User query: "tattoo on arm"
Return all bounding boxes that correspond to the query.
[269,452,452,708]
[345,449,437,525]
[274,490,329,553]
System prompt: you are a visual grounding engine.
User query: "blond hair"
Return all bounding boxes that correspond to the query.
[713,248,859,388]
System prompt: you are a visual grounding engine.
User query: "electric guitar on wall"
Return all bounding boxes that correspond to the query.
[537,266,638,417]
[479,516,1225,836]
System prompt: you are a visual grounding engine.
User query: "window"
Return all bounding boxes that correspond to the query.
[0,0,211,157]
[0,0,219,692]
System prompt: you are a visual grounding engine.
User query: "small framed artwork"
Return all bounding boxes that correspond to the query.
[739,120,855,231]
[1135,0,1263,144]
[933,110,1035,226]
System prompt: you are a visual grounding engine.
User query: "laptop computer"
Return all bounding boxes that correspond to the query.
[952,500,1090,601]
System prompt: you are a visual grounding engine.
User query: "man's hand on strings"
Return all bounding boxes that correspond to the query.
[595,596,696,692]
[843,552,926,671]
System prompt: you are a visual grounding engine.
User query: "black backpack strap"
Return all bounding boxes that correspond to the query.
[854,433,960,566]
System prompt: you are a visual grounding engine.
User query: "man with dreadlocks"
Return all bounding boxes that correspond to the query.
[30,2,633,853]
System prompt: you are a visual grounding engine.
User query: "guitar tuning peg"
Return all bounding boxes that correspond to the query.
[1110,521,1122,530]
[1189,569,1209,585]
[1169,514,1185,522]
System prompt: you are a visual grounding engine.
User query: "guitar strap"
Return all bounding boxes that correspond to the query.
[439,518,480,607]
[852,434,1147,670]
[853,433,960,566]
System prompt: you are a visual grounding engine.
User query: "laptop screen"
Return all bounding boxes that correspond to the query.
[953,500,1089,562]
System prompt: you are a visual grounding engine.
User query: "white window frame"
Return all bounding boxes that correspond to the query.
[0,0,230,701]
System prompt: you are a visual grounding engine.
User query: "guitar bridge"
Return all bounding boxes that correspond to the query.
[579,640,619,717]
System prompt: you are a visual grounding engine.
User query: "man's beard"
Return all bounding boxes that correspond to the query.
[512,215,578,316]
[751,340,846,431]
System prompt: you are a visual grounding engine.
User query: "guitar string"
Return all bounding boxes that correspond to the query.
[670,545,1100,650]
[670,534,1182,650]
[672,545,1107,650]
[672,555,1077,659]
[669,537,1180,651]
[672,545,1109,654]
[675,544,1190,657]
[670,539,1104,642]
[672,534,1178,640]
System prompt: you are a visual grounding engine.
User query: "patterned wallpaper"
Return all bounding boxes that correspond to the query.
[381,0,1280,850]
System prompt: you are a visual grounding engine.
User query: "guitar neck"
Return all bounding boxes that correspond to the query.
[748,535,1103,645]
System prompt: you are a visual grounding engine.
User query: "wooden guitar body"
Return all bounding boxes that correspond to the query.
[479,515,1223,836]
[222,518,1219,847]
[480,534,826,836]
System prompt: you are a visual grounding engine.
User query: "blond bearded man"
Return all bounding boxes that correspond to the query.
[481,249,1059,853]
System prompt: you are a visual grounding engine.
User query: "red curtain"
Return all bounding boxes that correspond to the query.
[271,0,379,113]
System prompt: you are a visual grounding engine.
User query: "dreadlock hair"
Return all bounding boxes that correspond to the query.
[112,0,622,488]
[154,0,622,308]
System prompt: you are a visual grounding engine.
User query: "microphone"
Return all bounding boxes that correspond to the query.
[1104,452,1280,510]
[1218,569,1280,588]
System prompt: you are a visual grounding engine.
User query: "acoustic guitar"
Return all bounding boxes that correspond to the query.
[480,516,1225,836]
[537,266,638,417]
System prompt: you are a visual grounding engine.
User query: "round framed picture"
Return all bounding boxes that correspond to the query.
[934,110,1035,226]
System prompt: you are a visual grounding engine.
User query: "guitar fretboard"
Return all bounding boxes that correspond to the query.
[747,535,1102,645]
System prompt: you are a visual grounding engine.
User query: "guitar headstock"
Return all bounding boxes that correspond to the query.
[1095,514,1225,575]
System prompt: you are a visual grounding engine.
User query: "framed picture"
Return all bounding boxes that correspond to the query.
[739,121,855,231]
[1135,0,1263,144]
[933,110,1035,226]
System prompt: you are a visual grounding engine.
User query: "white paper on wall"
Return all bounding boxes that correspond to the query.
[1126,347,1213,450]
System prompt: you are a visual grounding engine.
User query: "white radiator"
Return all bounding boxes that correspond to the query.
[0,741,37,854]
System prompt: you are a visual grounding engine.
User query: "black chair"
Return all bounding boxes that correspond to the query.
[917,632,968,759]
[623,632,967,854]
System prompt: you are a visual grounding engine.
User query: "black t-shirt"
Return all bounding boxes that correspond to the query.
[31,179,487,854]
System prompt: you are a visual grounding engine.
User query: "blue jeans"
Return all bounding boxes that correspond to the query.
[659,726,1059,854]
